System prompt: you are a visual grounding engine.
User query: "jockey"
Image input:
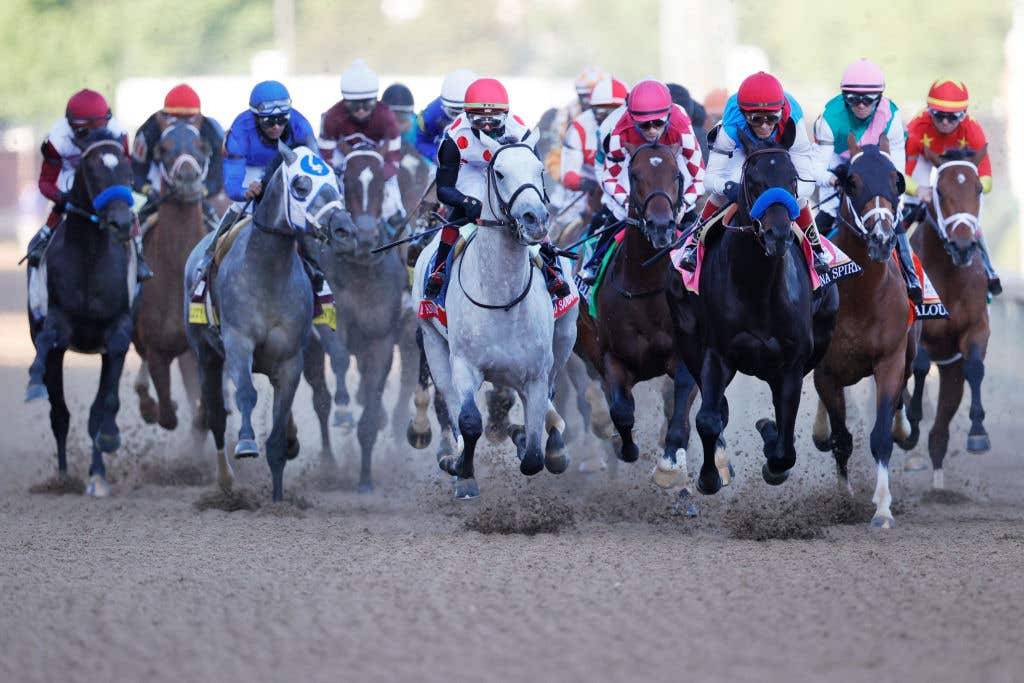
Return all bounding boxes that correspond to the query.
[423,77,569,299]
[544,66,606,181]
[677,71,827,274]
[904,78,1000,294]
[131,83,225,231]
[811,58,920,303]
[26,89,152,280]
[193,80,320,279]
[381,82,418,148]
[578,79,705,284]
[415,68,478,163]
[560,76,627,195]
[667,83,709,157]
[319,58,405,228]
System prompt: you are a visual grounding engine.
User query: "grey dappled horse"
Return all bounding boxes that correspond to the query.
[184,142,352,502]
[413,142,578,499]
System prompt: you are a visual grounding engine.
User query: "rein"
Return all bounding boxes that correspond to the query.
[483,142,549,241]
[456,235,535,311]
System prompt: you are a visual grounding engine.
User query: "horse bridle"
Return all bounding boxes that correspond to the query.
[925,159,982,245]
[725,147,797,243]
[483,142,549,241]
[75,139,135,228]
[627,142,685,229]
[157,124,210,197]
[836,150,899,241]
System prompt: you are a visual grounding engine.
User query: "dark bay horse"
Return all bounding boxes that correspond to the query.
[667,127,839,494]
[316,143,409,492]
[25,130,137,497]
[574,142,704,504]
[811,135,919,528]
[133,121,211,432]
[185,143,351,501]
[905,146,991,489]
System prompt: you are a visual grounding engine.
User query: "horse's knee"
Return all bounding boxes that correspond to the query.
[608,396,634,429]
[912,348,931,375]
[696,410,723,439]
[963,355,984,386]
[459,400,482,442]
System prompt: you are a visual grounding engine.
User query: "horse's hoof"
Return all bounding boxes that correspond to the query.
[25,383,48,403]
[358,480,373,494]
[618,442,639,463]
[870,515,895,529]
[437,455,458,477]
[333,410,355,432]
[85,474,110,498]
[139,398,158,424]
[406,420,432,449]
[453,477,480,500]
[967,433,991,454]
[95,432,120,453]
[158,411,178,431]
[652,455,685,489]
[520,450,544,476]
[545,450,570,475]
[904,455,928,472]
[234,439,259,458]
[696,472,722,496]
[673,489,698,517]
[761,463,789,486]
[812,433,833,452]
[485,421,509,444]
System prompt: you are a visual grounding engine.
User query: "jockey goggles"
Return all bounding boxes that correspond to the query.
[843,92,881,107]
[345,98,376,112]
[929,108,966,124]
[637,118,667,131]
[258,113,290,128]
[744,111,781,126]
[467,111,507,130]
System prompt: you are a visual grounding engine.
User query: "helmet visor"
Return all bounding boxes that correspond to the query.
[467,111,507,133]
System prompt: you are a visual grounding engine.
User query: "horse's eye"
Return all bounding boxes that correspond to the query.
[495,170,505,181]
[291,175,312,199]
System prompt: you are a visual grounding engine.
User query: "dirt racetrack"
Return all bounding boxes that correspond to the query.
[1,245,1021,683]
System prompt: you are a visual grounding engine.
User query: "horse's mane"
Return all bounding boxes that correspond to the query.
[938,148,975,162]
[74,127,122,151]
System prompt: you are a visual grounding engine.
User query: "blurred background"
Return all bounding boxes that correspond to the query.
[0,0,1022,274]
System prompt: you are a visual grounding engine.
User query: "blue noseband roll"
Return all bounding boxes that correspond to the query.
[749,187,799,221]
[93,185,135,211]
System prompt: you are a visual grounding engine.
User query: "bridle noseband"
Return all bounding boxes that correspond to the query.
[925,159,982,245]
[627,142,684,231]
[724,147,798,249]
[158,124,210,197]
[837,150,899,242]
[483,142,549,240]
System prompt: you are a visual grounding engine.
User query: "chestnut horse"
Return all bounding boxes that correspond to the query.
[574,142,703,505]
[811,135,919,528]
[905,146,991,489]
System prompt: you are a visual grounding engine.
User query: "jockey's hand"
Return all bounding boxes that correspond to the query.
[578,177,600,194]
[53,191,68,214]
[827,173,839,188]
[723,181,739,203]
[914,186,933,203]
[142,184,159,204]
[463,197,482,221]
[244,180,263,200]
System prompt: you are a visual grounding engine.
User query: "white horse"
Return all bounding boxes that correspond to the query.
[413,143,578,499]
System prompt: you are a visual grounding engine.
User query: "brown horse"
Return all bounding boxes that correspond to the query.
[133,121,211,431]
[574,142,706,506]
[905,145,991,489]
[811,134,919,528]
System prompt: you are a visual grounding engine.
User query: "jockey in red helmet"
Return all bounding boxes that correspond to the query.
[423,78,569,299]
[577,79,705,284]
[677,71,829,275]
[26,90,152,279]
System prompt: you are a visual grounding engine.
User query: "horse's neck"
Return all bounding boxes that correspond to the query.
[154,200,204,254]
[62,216,108,254]
[834,215,889,283]
[464,223,530,296]
[616,223,665,287]
[245,224,297,277]
[725,230,788,302]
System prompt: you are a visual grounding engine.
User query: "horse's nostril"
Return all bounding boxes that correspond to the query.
[522,212,537,225]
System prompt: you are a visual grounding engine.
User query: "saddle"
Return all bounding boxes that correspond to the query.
[214,215,252,267]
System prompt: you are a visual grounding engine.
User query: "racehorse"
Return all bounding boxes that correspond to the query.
[316,141,410,492]
[25,129,137,497]
[412,142,578,499]
[133,121,211,432]
[905,146,991,489]
[811,135,918,528]
[667,127,839,494]
[574,142,703,500]
[184,142,352,502]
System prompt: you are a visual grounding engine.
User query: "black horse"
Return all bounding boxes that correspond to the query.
[26,129,137,497]
[667,127,839,493]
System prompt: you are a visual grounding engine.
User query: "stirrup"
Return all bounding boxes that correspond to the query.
[678,243,698,273]
[987,275,1002,297]
[906,282,924,307]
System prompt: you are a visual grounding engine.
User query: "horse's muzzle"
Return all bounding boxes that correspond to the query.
[104,203,134,243]
[514,206,550,244]
[946,239,978,267]
[761,219,793,257]
[867,233,896,263]
[644,220,676,250]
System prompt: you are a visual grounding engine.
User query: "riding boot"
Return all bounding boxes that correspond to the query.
[25,225,53,268]
[798,205,830,275]
[814,211,836,240]
[133,234,154,282]
[678,198,723,272]
[424,224,460,298]
[201,200,221,232]
[976,233,1002,296]
[894,228,924,306]
[195,205,241,279]
[579,229,617,284]
[539,242,571,297]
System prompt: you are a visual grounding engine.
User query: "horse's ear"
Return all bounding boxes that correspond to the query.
[779,118,796,150]
[278,140,298,166]
[894,171,907,196]
[736,126,758,152]
[878,134,890,154]
[832,162,850,186]
[623,141,637,157]
[847,131,861,157]
[921,146,942,168]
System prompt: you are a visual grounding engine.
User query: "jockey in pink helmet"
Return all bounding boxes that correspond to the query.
[578,79,705,284]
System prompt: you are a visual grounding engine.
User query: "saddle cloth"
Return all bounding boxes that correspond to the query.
[572,228,628,319]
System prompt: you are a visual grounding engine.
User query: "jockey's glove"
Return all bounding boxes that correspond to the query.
[723,181,739,203]
[463,196,482,221]
[53,191,68,214]
[578,177,600,194]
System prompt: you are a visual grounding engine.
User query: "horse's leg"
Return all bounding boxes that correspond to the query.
[223,328,259,457]
[419,324,466,494]
[86,331,130,498]
[302,333,334,468]
[868,353,906,529]
[553,371,576,444]
[695,351,735,495]
[177,351,206,433]
[196,344,231,492]
[603,356,639,463]
[27,313,68,402]
[654,363,697,514]
[354,342,394,493]
[813,369,854,494]
[443,356,485,484]
[433,391,457,462]
[928,360,965,489]
[904,346,930,460]
[407,328,433,449]
[147,349,178,431]
[759,369,803,485]
[392,316,419,443]
[565,354,593,434]
[326,324,354,431]
[514,378,549,476]
[963,343,990,454]
[44,349,70,475]
[266,354,303,502]
[484,385,515,444]
[134,358,158,424]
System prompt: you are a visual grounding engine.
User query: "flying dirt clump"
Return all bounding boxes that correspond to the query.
[29,474,86,495]
[194,488,262,512]
[724,490,877,541]
[465,494,577,536]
